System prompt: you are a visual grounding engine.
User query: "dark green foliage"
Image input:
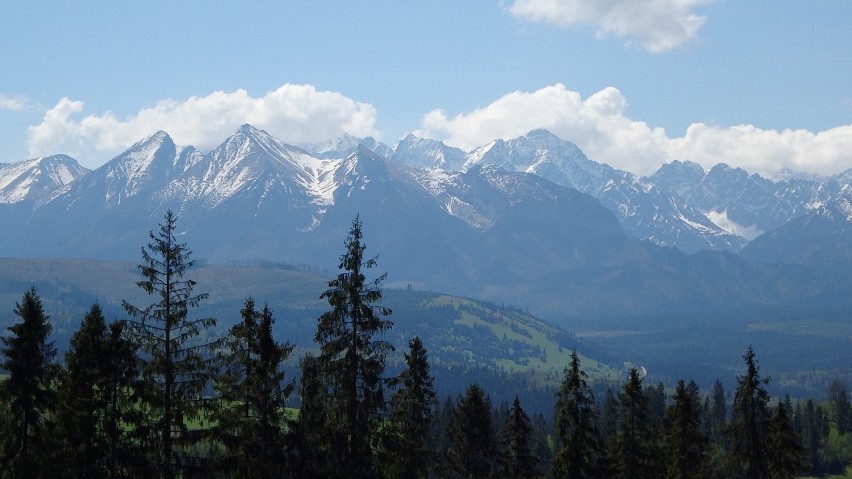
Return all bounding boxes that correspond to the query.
[313,216,393,478]
[828,378,851,435]
[57,303,143,478]
[500,396,541,478]
[797,398,830,475]
[551,350,601,478]
[727,346,772,479]
[213,298,293,478]
[293,354,329,478]
[707,379,728,446]
[766,400,804,479]
[386,336,437,479]
[446,384,497,479]
[0,287,60,479]
[122,210,219,478]
[614,368,662,479]
[664,379,708,479]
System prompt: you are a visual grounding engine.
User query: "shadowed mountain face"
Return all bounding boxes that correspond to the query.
[2,125,852,325]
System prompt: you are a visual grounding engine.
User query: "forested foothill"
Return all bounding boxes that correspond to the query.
[1,212,851,478]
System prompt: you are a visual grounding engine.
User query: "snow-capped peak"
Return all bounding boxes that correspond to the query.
[0,155,89,204]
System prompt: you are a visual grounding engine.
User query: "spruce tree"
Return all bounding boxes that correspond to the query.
[123,210,219,478]
[447,383,497,479]
[500,396,540,478]
[58,305,143,479]
[551,350,601,478]
[726,346,772,479]
[708,379,728,446]
[827,378,851,435]
[314,216,393,478]
[664,379,708,479]
[0,287,60,479]
[58,303,110,478]
[293,353,330,478]
[213,298,293,478]
[386,336,436,479]
[102,319,146,477]
[766,401,804,479]
[614,367,660,479]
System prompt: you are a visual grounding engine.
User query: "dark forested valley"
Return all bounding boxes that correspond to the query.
[1,212,850,478]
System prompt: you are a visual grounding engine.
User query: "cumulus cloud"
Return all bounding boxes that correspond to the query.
[418,84,852,178]
[0,94,29,111]
[27,84,379,168]
[508,0,714,52]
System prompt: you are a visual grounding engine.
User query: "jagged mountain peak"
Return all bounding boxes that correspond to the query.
[0,154,89,205]
[392,134,466,170]
[464,129,590,175]
[303,132,362,159]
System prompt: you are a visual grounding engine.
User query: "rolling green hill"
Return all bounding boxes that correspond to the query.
[0,257,620,410]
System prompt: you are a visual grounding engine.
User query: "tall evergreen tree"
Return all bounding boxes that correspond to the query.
[446,383,497,479]
[500,396,540,478]
[708,379,728,447]
[123,210,219,478]
[726,346,772,479]
[664,379,708,479]
[58,305,143,479]
[0,287,60,479]
[213,298,293,478]
[614,367,661,479]
[314,216,393,478]
[798,399,829,476]
[386,336,437,479]
[102,319,146,477]
[293,353,329,478]
[827,378,851,435]
[766,401,804,479]
[551,350,601,478]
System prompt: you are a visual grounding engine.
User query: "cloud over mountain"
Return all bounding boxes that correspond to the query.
[419,84,852,178]
[508,0,714,52]
[26,84,380,168]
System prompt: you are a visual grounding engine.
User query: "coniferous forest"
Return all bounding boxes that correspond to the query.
[1,212,851,478]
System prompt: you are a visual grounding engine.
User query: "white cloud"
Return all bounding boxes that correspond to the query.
[0,94,29,111]
[27,84,379,168]
[508,0,714,52]
[418,84,852,178]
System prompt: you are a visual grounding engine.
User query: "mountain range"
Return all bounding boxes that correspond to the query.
[2,124,852,324]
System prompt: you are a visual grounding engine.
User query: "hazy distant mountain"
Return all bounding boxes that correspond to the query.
[462,129,746,253]
[0,154,89,206]
[3,125,852,322]
[741,196,852,266]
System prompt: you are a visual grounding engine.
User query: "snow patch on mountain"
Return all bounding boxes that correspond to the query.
[706,210,764,240]
[0,155,89,204]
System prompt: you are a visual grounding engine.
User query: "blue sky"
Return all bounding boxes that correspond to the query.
[1,1,850,177]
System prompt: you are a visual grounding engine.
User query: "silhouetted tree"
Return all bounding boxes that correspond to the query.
[551,350,601,478]
[827,378,851,435]
[664,379,708,479]
[447,384,497,479]
[314,216,393,478]
[386,336,436,478]
[123,210,219,478]
[766,400,804,479]
[293,354,329,478]
[500,396,540,478]
[726,346,771,479]
[57,303,143,479]
[614,367,661,479]
[0,287,60,479]
[213,298,293,478]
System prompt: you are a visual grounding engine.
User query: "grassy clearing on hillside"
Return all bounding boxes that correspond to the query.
[431,295,620,383]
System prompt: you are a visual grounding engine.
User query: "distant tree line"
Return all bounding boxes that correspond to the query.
[1,211,850,478]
